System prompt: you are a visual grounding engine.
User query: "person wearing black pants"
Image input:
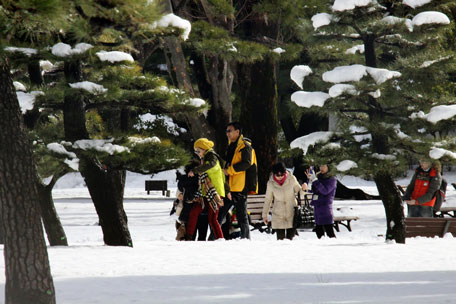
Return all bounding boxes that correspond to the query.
[221,122,258,239]
[314,224,336,239]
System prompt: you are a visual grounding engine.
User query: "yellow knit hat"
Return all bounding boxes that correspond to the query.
[194,138,214,151]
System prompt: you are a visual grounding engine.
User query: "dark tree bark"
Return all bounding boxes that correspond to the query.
[238,57,279,194]
[363,35,405,243]
[37,171,69,246]
[79,159,132,246]
[0,56,55,304]
[335,181,380,200]
[63,60,132,246]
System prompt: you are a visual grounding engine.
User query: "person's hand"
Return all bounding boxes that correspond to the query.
[302,183,308,191]
[223,169,228,175]
[227,192,232,201]
[263,218,268,224]
[305,169,317,183]
[177,193,183,201]
[405,199,416,205]
[188,171,194,177]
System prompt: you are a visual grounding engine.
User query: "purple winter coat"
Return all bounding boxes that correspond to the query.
[311,175,337,225]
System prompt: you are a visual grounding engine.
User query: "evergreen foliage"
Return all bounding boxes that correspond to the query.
[292,0,456,178]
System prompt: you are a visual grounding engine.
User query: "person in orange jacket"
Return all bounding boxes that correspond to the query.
[404,159,442,217]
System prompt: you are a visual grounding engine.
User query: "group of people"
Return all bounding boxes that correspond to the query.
[173,122,257,241]
[172,120,339,241]
[171,123,446,241]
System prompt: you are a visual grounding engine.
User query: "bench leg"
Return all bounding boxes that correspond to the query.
[147,190,150,195]
[166,190,170,197]
[334,221,340,232]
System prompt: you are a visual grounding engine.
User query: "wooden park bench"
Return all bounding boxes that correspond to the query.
[145,180,170,197]
[405,217,456,238]
[246,194,359,232]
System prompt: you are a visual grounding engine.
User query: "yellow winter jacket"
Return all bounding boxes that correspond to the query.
[226,135,258,194]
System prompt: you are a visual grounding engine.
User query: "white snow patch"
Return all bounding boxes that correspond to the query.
[69,81,107,94]
[73,139,130,155]
[96,51,134,63]
[16,91,44,113]
[291,91,331,108]
[411,105,456,124]
[403,0,432,9]
[412,12,450,27]
[311,13,333,29]
[337,160,358,172]
[345,44,365,55]
[328,84,359,98]
[151,13,191,41]
[429,148,456,160]
[47,143,77,159]
[64,158,79,171]
[52,43,93,57]
[4,46,37,57]
[187,98,206,107]
[372,153,396,160]
[272,47,286,54]
[290,131,333,155]
[128,136,161,146]
[323,65,401,84]
[13,81,26,91]
[40,60,55,72]
[332,0,378,12]
[369,89,381,98]
[290,65,313,89]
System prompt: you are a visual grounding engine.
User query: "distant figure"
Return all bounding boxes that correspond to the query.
[404,159,442,218]
[262,162,303,240]
[305,164,337,239]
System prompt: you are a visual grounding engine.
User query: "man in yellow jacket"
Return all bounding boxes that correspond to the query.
[220,122,258,239]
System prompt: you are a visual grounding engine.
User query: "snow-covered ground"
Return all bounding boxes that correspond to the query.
[1,170,456,303]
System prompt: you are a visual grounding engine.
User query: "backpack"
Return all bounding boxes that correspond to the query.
[433,178,448,212]
[243,139,258,194]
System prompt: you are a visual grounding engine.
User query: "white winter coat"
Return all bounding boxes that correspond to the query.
[262,171,303,229]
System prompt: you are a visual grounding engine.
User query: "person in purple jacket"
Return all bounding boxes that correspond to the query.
[305,164,337,239]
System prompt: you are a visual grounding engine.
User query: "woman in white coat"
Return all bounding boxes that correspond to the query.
[262,162,304,240]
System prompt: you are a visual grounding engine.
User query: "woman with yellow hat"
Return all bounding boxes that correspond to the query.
[185,138,225,240]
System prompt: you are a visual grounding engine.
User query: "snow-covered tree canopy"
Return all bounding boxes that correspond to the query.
[290,0,456,177]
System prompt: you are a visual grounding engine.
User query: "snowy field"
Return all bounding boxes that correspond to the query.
[1,170,456,303]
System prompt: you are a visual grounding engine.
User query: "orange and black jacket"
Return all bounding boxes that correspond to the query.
[404,167,442,207]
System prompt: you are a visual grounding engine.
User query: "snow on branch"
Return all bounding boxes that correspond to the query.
[150,13,191,41]
[4,46,37,57]
[322,65,401,85]
[430,147,456,160]
[332,0,379,12]
[290,65,312,89]
[328,84,359,97]
[290,131,334,155]
[311,13,333,30]
[96,51,134,63]
[291,91,330,108]
[410,105,456,124]
[52,43,93,57]
[73,139,130,155]
[16,91,44,114]
[403,0,432,9]
[69,81,107,94]
[412,12,450,27]
[337,160,358,172]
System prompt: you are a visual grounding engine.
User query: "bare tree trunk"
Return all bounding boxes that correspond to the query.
[63,60,132,246]
[37,171,69,246]
[0,56,55,304]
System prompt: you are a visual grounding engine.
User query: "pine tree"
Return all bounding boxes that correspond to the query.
[3,0,205,246]
[290,0,456,243]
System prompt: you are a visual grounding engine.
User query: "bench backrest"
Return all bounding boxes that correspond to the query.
[405,217,456,238]
[145,180,168,191]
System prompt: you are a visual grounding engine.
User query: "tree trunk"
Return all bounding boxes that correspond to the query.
[63,60,132,246]
[238,57,279,194]
[374,171,406,243]
[0,56,55,304]
[37,172,68,246]
[79,158,132,246]
[206,56,233,153]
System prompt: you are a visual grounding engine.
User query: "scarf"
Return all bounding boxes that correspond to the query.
[273,172,288,186]
[195,172,224,212]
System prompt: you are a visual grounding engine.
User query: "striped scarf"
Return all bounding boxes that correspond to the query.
[195,172,224,212]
